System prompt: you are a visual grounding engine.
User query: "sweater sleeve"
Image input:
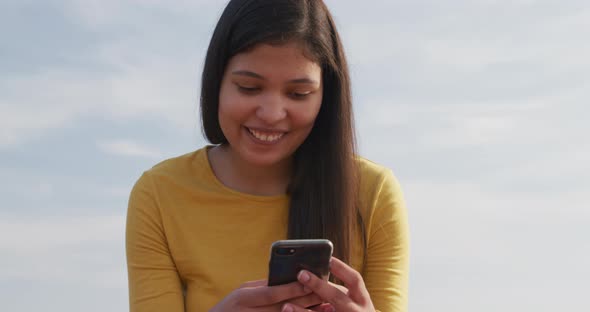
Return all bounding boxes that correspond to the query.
[126,172,185,312]
[363,169,410,312]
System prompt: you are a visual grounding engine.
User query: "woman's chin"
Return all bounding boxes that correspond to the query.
[243,154,289,168]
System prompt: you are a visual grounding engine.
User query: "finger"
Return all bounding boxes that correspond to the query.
[238,281,312,306]
[309,303,335,312]
[328,282,349,296]
[239,279,267,288]
[329,257,370,302]
[329,257,364,289]
[286,293,322,309]
[297,269,352,308]
[281,302,312,312]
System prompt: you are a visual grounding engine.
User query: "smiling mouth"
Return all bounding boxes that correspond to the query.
[246,127,286,143]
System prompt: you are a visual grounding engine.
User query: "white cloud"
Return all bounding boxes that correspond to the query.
[0,71,91,148]
[358,97,550,147]
[0,130,18,147]
[0,215,124,251]
[61,0,218,31]
[97,139,163,158]
[405,180,590,312]
[0,59,201,148]
[0,1,208,148]
[340,0,590,75]
[0,215,127,288]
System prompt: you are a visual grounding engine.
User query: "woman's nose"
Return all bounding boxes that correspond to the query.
[256,94,287,124]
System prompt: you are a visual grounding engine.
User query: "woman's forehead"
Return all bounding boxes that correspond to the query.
[226,41,322,80]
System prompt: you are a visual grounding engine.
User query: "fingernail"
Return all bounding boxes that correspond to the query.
[282,304,293,312]
[298,270,310,283]
[325,306,336,312]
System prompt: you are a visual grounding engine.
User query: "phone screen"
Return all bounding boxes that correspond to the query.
[267,239,333,286]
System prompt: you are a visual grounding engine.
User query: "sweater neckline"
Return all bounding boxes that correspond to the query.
[198,145,289,203]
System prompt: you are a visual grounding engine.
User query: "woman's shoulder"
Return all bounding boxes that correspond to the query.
[356,156,399,188]
[146,147,208,175]
[355,156,405,215]
[132,147,211,190]
[352,157,407,271]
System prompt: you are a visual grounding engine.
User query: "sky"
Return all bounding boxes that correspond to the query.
[1,0,589,311]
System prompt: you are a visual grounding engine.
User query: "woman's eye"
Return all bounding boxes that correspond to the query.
[237,85,260,94]
[290,91,312,99]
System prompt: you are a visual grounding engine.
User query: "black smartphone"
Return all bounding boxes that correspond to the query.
[267,239,333,286]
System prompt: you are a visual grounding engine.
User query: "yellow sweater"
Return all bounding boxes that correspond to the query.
[126,147,409,312]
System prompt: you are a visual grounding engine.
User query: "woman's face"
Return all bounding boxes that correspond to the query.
[218,41,323,168]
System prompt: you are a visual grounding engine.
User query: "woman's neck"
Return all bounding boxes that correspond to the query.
[207,144,292,196]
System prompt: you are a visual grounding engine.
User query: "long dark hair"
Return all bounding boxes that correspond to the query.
[200,0,365,266]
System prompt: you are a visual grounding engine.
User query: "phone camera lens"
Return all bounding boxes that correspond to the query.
[276,248,296,256]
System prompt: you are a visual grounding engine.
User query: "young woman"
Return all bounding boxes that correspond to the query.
[126,1,409,311]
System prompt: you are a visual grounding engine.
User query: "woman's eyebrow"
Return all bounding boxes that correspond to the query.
[288,78,319,85]
[232,70,264,80]
[231,70,319,85]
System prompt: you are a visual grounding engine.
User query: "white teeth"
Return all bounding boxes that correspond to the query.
[248,128,284,142]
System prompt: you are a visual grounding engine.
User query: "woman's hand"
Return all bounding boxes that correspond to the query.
[281,257,375,312]
[209,279,323,312]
